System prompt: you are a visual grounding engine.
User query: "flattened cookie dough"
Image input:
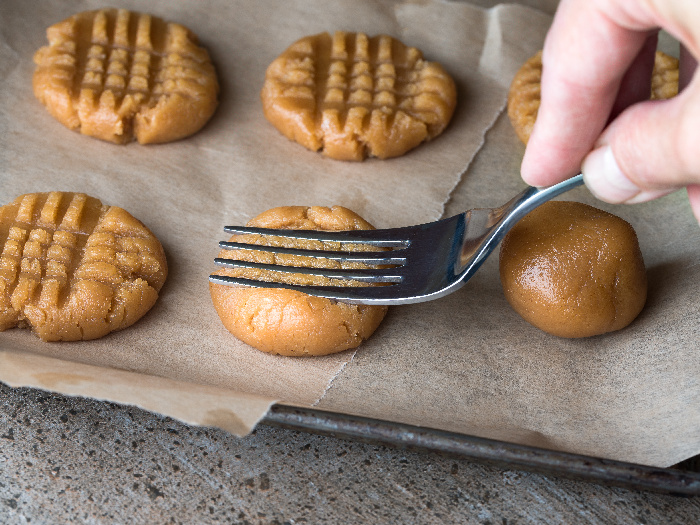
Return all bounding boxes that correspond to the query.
[499,201,646,338]
[0,192,167,341]
[33,8,219,144]
[507,50,679,144]
[506,50,542,145]
[261,31,457,160]
[209,206,388,356]
[651,50,679,100]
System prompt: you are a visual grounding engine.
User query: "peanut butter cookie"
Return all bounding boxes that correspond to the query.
[33,8,219,144]
[209,206,388,356]
[0,192,167,341]
[261,31,457,160]
[651,50,679,100]
[507,50,679,144]
[506,50,542,145]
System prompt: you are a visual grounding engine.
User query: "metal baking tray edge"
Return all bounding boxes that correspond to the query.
[262,404,700,496]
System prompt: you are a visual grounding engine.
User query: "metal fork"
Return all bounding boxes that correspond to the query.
[209,174,584,305]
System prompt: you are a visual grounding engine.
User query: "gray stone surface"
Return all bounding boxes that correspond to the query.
[1,383,699,524]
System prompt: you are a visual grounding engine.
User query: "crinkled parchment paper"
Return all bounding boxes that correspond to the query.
[1,0,698,467]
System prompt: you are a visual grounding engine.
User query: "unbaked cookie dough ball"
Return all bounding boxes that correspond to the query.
[209,206,388,356]
[499,201,647,338]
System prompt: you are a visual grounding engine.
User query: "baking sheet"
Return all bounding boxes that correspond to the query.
[1,0,699,469]
[262,405,700,496]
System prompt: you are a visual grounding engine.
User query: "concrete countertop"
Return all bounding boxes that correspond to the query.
[2,383,699,524]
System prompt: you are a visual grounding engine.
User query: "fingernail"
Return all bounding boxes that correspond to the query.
[582,145,641,203]
[626,188,677,204]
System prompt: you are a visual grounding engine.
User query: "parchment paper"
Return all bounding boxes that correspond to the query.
[1,0,698,468]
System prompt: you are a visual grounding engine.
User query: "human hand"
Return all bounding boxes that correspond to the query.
[520,0,700,222]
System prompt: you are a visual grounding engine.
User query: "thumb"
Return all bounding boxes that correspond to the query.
[582,76,700,220]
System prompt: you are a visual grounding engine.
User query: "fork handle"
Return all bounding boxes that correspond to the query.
[506,173,584,223]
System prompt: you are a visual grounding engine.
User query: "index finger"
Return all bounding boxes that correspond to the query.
[520,0,651,187]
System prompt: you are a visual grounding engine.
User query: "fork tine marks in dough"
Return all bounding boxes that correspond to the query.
[0,192,167,341]
[261,31,457,160]
[33,8,219,144]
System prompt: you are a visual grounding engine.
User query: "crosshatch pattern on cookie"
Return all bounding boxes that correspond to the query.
[261,31,457,160]
[0,192,167,340]
[506,50,542,145]
[651,51,679,100]
[33,8,219,144]
[508,50,679,144]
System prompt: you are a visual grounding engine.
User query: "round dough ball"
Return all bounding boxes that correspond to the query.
[209,206,388,356]
[499,201,647,338]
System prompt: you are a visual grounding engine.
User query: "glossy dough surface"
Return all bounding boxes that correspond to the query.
[499,201,647,338]
[33,8,219,144]
[0,192,167,341]
[261,31,457,160]
[507,50,679,144]
[209,206,388,356]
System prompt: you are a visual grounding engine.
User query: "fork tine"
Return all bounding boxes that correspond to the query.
[218,241,407,265]
[213,258,403,283]
[223,226,410,247]
[208,275,405,303]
